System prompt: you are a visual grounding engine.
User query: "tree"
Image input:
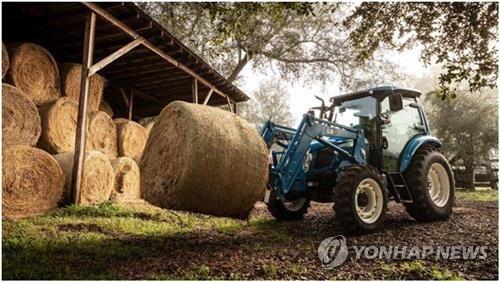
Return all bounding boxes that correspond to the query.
[138,2,404,89]
[344,2,498,98]
[423,88,498,189]
[238,78,294,128]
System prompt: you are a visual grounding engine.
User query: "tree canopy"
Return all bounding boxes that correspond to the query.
[345,2,498,97]
[138,2,403,91]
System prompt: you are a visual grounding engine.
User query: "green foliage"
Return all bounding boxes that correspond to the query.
[344,2,498,97]
[424,88,497,188]
[138,3,404,89]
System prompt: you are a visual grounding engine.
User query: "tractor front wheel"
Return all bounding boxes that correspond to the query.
[334,165,388,233]
[267,194,310,220]
[404,145,455,221]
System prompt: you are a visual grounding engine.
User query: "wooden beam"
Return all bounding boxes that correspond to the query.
[203,88,214,105]
[89,37,145,76]
[70,12,96,204]
[128,90,134,120]
[82,2,232,101]
[120,88,130,107]
[192,79,198,103]
[226,95,234,113]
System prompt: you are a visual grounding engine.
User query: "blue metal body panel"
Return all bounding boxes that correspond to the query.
[399,135,442,172]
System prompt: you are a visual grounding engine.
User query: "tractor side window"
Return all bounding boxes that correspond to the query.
[381,97,424,171]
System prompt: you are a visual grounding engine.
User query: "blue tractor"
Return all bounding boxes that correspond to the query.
[260,86,454,233]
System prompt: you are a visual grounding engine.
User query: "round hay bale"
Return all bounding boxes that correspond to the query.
[3,145,64,220]
[140,101,268,219]
[110,157,141,203]
[139,117,156,136]
[87,111,118,159]
[2,83,41,147]
[2,42,9,78]
[99,100,113,117]
[7,43,60,106]
[38,97,78,153]
[60,63,105,112]
[114,119,147,163]
[53,151,114,205]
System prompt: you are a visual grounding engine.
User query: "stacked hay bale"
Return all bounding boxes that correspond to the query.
[114,119,148,163]
[3,146,65,219]
[2,42,143,219]
[141,101,269,219]
[2,83,41,147]
[2,43,8,78]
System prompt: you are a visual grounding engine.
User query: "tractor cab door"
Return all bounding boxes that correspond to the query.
[380,96,425,172]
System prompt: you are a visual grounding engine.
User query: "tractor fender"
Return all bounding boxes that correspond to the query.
[399,135,442,172]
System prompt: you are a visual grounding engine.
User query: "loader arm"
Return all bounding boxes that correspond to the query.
[261,114,367,198]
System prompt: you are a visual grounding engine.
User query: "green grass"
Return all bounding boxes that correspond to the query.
[455,187,498,202]
[378,261,463,280]
[2,202,294,280]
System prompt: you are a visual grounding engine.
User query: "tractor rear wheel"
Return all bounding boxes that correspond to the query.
[404,145,455,221]
[333,165,388,233]
[267,194,309,220]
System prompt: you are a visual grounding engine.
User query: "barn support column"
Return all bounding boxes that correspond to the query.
[128,90,134,120]
[203,88,214,105]
[70,12,96,204]
[192,79,198,103]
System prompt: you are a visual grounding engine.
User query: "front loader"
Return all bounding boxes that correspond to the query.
[260,86,455,233]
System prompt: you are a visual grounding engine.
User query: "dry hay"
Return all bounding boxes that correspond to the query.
[3,145,64,220]
[7,43,60,106]
[53,151,114,205]
[60,63,105,112]
[114,119,147,163]
[38,97,78,153]
[110,157,141,203]
[99,100,114,117]
[2,83,41,147]
[139,117,156,136]
[87,111,118,159]
[2,42,8,78]
[140,101,268,219]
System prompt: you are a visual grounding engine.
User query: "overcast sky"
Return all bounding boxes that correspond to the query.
[239,47,430,126]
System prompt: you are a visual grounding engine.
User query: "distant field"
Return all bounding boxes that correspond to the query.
[2,188,498,280]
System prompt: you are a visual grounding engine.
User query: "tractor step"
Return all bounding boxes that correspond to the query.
[387,172,413,203]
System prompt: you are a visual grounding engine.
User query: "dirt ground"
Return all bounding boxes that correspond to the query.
[2,192,498,280]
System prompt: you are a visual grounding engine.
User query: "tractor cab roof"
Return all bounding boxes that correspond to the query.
[330,86,422,105]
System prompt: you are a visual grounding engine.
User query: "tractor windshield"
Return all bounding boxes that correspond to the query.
[334,96,377,130]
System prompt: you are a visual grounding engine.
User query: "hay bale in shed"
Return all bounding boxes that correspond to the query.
[139,117,156,136]
[7,43,60,106]
[3,145,64,220]
[53,151,114,205]
[114,119,147,163]
[2,42,9,78]
[87,111,118,159]
[99,100,114,117]
[140,101,268,219]
[38,97,78,153]
[110,157,141,203]
[2,83,41,147]
[60,63,105,112]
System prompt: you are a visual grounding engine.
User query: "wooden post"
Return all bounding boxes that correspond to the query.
[128,89,134,120]
[203,88,214,105]
[192,79,198,103]
[226,95,234,113]
[70,12,96,204]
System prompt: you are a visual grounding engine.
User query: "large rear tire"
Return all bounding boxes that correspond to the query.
[334,165,388,233]
[267,194,309,220]
[404,145,455,222]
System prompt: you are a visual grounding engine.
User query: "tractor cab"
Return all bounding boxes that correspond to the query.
[261,86,454,233]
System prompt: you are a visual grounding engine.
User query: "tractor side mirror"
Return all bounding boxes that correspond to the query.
[389,93,403,111]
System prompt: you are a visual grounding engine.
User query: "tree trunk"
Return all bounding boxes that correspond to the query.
[227,53,251,82]
[464,160,475,190]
